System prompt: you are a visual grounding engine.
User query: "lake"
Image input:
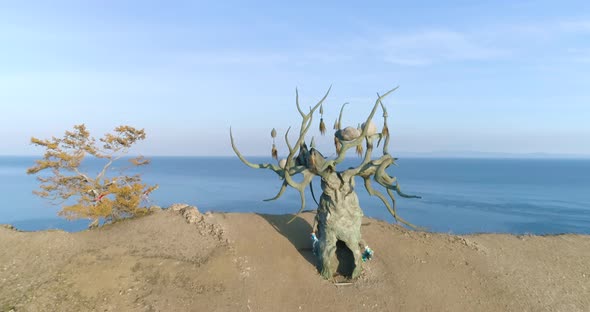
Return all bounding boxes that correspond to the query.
[1,156,589,234]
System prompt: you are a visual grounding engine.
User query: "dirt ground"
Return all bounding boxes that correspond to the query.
[1,206,589,312]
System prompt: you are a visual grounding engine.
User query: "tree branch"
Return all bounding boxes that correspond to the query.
[321,86,398,172]
[287,170,315,224]
[264,181,288,201]
[230,127,284,174]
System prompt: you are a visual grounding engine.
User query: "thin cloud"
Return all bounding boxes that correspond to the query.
[566,47,590,63]
[559,20,590,32]
[175,51,290,66]
[381,30,507,66]
[172,49,357,67]
[379,19,590,66]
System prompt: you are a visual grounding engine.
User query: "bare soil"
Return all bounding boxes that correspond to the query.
[1,207,588,312]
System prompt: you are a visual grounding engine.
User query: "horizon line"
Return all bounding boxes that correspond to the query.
[3,152,590,160]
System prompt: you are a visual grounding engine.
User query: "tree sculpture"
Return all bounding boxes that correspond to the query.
[27,124,158,228]
[231,87,420,280]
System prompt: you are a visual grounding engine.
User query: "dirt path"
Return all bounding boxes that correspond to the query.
[1,207,588,311]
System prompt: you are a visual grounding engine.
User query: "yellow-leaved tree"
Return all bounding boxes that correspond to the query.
[27,124,159,228]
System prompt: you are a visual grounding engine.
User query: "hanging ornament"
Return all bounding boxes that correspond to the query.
[382,121,389,138]
[334,136,342,154]
[319,104,326,135]
[356,143,363,157]
[271,128,278,160]
[272,144,278,160]
[319,119,326,135]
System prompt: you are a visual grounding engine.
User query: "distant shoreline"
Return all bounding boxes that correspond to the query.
[2,154,590,159]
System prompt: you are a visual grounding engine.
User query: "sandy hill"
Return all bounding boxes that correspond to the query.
[1,205,588,312]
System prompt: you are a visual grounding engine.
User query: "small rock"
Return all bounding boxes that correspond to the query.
[182,208,201,224]
[336,127,361,141]
[361,120,377,136]
[149,205,162,211]
[0,224,16,230]
[168,203,191,212]
[168,203,201,224]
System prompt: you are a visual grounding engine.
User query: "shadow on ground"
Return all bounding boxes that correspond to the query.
[258,213,317,269]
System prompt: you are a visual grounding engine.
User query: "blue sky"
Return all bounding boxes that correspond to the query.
[1,1,589,156]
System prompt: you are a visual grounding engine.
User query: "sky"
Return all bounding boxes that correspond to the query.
[1,0,589,157]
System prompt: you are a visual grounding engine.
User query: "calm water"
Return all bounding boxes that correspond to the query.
[1,156,589,234]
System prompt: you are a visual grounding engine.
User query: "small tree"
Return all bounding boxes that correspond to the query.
[27,124,158,228]
[231,86,420,280]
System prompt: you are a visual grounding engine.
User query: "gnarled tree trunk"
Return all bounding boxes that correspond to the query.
[316,172,364,279]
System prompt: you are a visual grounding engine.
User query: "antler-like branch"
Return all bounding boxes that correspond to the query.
[359,159,421,229]
[232,85,422,227]
[230,86,331,220]
[230,127,284,175]
[286,170,315,223]
[347,134,421,229]
[362,176,417,229]
[284,127,293,154]
[264,181,288,201]
[321,86,399,172]
[295,88,305,118]
[373,158,420,200]
[285,87,331,167]
[378,97,391,156]
[334,102,348,130]
[283,86,332,187]
[230,128,309,177]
